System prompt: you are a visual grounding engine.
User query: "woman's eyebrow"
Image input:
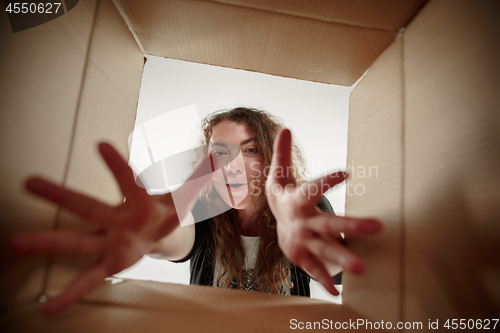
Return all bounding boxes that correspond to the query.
[210,137,256,147]
[210,142,227,147]
[239,137,255,146]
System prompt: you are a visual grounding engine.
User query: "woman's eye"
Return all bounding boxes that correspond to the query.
[213,150,228,157]
[246,148,258,154]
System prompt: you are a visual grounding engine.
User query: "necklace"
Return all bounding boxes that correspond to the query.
[242,236,259,291]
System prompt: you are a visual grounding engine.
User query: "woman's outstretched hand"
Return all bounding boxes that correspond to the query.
[266,129,382,296]
[11,143,211,316]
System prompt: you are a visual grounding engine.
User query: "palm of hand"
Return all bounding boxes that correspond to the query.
[266,129,382,296]
[12,143,209,316]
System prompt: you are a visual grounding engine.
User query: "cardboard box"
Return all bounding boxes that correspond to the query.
[1,0,499,331]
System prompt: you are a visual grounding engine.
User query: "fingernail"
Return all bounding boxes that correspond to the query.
[41,302,59,317]
[11,235,31,250]
[26,178,44,192]
[98,142,109,153]
[360,219,382,233]
[351,261,366,275]
[282,129,292,140]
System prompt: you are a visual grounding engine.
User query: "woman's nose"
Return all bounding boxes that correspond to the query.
[226,156,244,175]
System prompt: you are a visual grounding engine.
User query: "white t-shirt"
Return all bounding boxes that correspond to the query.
[213,235,291,295]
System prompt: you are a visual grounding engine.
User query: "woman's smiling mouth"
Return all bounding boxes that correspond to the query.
[226,183,247,193]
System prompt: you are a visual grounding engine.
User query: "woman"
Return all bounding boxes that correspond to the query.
[172,107,341,296]
[13,107,382,316]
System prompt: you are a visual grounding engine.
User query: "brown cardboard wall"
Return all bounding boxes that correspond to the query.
[114,0,399,86]
[403,0,500,321]
[344,37,404,323]
[0,0,98,308]
[42,0,145,298]
[3,280,369,333]
[3,0,499,328]
[346,0,500,322]
[210,0,427,31]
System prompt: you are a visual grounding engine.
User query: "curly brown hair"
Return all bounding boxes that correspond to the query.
[197,107,307,294]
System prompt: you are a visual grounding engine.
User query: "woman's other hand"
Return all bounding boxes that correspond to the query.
[266,129,382,296]
[10,143,211,316]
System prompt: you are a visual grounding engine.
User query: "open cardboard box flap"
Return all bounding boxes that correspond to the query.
[113,0,426,86]
[1,0,499,331]
[3,279,366,332]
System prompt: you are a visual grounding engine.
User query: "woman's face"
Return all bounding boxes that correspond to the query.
[209,120,264,210]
